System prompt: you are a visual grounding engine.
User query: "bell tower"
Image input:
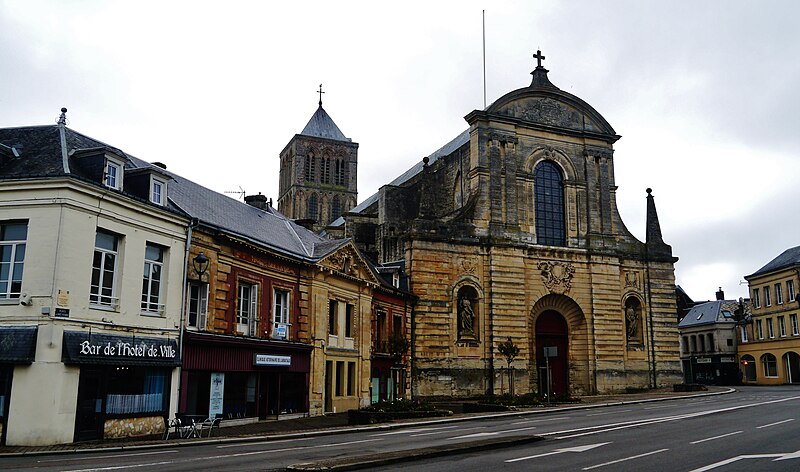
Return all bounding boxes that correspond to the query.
[277,85,358,232]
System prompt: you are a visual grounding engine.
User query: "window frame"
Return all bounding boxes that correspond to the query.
[764,286,772,307]
[104,159,124,190]
[752,288,761,309]
[141,243,165,315]
[344,303,354,339]
[328,300,339,336]
[90,231,120,309]
[767,317,775,339]
[756,319,764,340]
[186,281,208,330]
[740,326,748,343]
[534,160,566,247]
[761,353,778,378]
[237,281,259,336]
[150,177,167,206]
[0,222,27,300]
[788,280,796,303]
[778,315,786,337]
[792,313,800,336]
[272,288,290,340]
[775,283,783,305]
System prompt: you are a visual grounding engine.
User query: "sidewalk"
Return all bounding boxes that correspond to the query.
[0,386,731,457]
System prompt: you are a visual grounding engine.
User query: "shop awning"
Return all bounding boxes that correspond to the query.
[0,326,38,364]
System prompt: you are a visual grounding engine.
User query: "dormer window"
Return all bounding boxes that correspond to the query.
[104,158,124,190]
[151,178,166,205]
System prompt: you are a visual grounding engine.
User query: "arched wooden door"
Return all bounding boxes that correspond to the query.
[536,310,569,396]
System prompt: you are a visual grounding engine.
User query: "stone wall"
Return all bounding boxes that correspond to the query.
[104,416,165,439]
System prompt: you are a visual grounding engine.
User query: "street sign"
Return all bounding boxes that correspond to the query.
[544,346,557,357]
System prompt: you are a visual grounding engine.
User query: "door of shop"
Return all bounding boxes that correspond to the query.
[74,368,104,442]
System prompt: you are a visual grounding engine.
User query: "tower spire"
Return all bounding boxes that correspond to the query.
[645,188,674,260]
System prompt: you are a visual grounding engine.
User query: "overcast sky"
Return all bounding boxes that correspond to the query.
[2,0,798,301]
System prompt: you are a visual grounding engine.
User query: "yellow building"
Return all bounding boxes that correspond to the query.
[739,245,800,384]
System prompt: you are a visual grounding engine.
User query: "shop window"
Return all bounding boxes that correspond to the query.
[347,362,356,396]
[237,282,258,336]
[90,231,120,308]
[105,367,169,415]
[335,361,344,396]
[761,353,778,377]
[141,243,165,314]
[345,304,354,338]
[329,300,339,336]
[187,282,208,329]
[0,222,26,299]
[273,288,290,339]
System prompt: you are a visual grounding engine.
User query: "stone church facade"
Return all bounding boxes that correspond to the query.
[333,54,682,397]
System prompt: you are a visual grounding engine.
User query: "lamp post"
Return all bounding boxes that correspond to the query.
[192,252,209,280]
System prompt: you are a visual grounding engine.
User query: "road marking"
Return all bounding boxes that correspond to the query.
[511,416,570,425]
[217,436,313,448]
[411,426,483,437]
[62,438,383,472]
[690,431,742,444]
[505,442,610,463]
[450,425,539,439]
[582,448,669,470]
[587,409,631,417]
[373,425,459,436]
[689,450,800,471]
[39,450,179,463]
[756,418,794,429]
[643,404,672,410]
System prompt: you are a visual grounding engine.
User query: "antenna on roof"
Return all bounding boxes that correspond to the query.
[224,186,246,200]
[482,10,486,109]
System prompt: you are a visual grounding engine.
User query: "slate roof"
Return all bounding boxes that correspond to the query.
[678,300,738,328]
[300,106,350,142]
[749,245,800,278]
[0,124,347,263]
[328,129,470,227]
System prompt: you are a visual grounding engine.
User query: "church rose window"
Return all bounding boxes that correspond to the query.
[534,160,565,246]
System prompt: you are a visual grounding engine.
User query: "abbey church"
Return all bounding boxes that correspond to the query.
[278,52,682,397]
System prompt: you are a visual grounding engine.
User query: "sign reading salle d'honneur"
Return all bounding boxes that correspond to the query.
[254,354,291,366]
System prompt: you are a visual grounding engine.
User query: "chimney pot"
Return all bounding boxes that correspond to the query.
[716,287,725,301]
[244,193,269,210]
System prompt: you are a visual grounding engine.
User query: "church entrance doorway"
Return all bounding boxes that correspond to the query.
[535,310,568,396]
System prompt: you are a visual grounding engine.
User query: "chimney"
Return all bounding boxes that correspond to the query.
[716,287,725,301]
[152,161,167,169]
[244,192,269,211]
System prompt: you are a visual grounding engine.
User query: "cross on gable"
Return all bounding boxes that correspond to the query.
[533,49,546,68]
[317,84,325,106]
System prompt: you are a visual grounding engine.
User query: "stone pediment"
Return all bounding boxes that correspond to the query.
[318,243,380,285]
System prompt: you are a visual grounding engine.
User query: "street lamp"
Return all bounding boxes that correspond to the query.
[192,252,209,279]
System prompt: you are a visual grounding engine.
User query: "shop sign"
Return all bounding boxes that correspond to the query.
[720,356,737,363]
[209,373,225,417]
[696,357,712,364]
[254,354,291,366]
[62,332,179,366]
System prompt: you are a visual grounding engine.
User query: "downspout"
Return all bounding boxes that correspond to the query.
[177,217,199,413]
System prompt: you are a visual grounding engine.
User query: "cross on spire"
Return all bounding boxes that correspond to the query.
[317,83,325,107]
[533,49,546,68]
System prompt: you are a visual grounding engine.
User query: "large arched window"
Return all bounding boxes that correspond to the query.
[331,196,342,221]
[534,160,565,246]
[308,193,318,221]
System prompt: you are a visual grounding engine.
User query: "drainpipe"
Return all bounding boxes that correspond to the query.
[176,217,199,413]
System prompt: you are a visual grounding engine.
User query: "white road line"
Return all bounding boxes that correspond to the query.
[757,418,795,429]
[643,404,672,410]
[217,436,313,448]
[449,425,539,439]
[411,426,482,437]
[689,453,785,472]
[690,431,742,444]
[39,450,179,463]
[62,438,383,472]
[582,448,669,470]
[587,409,631,417]
[373,425,460,436]
[511,416,570,425]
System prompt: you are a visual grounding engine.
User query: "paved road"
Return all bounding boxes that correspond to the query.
[2,386,799,471]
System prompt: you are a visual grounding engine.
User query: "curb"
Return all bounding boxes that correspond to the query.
[0,388,734,457]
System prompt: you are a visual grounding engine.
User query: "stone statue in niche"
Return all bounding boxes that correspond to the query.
[625,305,638,339]
[458,296,476,339]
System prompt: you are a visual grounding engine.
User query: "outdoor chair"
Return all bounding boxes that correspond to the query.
[199,415,222,437]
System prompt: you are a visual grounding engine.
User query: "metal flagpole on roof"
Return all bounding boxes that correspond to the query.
[483,10,487,109]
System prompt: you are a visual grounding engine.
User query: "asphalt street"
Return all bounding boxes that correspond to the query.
[2,386,798,472]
